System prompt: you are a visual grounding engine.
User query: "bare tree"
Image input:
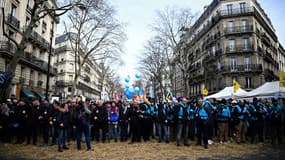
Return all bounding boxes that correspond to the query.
[151,7,197,97]
[64,0,126,96]
[0,0,81,100]
[138,37,167,98]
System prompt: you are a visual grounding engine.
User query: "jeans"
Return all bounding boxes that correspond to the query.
[157,121,169,142]
[76,121,91,150]
[176,121,188,145]
[58,127,66,147]
[109,122,118,141]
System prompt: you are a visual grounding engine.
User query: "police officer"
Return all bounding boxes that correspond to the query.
[92,100,108,143]
[75,99,92,151]
[119,100,130,142]
[140,101,152,142]
[52,101,69,152]
[216,99,231,143]
[154,97,168,143]
[128,101,142,143]
[269,98,284,146]
[174,97,189,146]
[232,100,250,144]
[38,99,51,146]
[195,98,212,149]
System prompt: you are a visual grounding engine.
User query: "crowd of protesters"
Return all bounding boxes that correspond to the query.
[0,96,284,152]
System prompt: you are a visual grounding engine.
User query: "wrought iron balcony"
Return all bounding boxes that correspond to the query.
[264,69,279,81]
[0,41,17,55]
[28,30,50,51]
[56,80,73,86]
[204,49,222,63]
[6,14,20,30]
[224,25,254,35]
[219,64,262,74]
[261,33,271,46]
[55,45,68,53]
[225,44,254,54]
[219,7,254,17]
[21,51,57,76]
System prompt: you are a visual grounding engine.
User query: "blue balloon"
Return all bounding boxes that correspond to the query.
[138,90,144,96]
[134,87,139,94]
[125,88,133,99]
[125,77,130,83]
[125,84,130,88]
[135,73,141,79]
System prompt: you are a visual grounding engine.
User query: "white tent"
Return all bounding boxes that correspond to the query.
[204,86,248,100]
[238,81,285,98]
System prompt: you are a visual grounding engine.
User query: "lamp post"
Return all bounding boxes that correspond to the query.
[45,18,54,100]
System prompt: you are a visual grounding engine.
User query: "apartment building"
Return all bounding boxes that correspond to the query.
[54,33,102,99]
[176,0,285,97]
[0,0,58,100]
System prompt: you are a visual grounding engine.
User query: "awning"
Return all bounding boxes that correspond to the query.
[21,89,36,98]
[34,92,45,100]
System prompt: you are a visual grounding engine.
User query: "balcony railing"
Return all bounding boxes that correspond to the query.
[219,7,254,17]
[264,69,279,81]
[0,41,17,54]
[224,25,254,35]
[6,14,20,30]
[28,30,50,50]
[204,49,222,63]
[261,33,271,46]
[21,51,57,75]
[225,44,254,54]
[219,64,262,74]
[55,45,68,53]
[56,80,73,86]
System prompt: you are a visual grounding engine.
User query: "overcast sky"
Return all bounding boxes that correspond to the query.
[108,0,285,85]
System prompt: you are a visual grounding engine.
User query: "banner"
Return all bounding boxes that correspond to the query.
[0,71,12,89]
[201,84,208,96]
[233,80,240,93]
[279,70,285,87]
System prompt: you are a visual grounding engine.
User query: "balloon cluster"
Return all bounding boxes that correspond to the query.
[124,73,143,100]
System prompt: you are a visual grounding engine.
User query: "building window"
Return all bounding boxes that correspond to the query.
[25,17,30,26]
[212,46,216,55]
[69,63,74,70]
[230,57,237,71]
[11,4,17,16]
[243,38,249,50]
[228,39,236,52]
[42,21,47,34]
[244,57,251,71]
[228,21,234,32]
[245,77,252,88]
[241,19,247,32]
[240,2,246,13]
[68,87,72,92]
[227,4,233,15]
[69,75,73,81]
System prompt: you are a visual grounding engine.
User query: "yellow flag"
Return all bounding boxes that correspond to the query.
[201,84,208,96]
[279,70,285,87]
[233,80,240,93]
